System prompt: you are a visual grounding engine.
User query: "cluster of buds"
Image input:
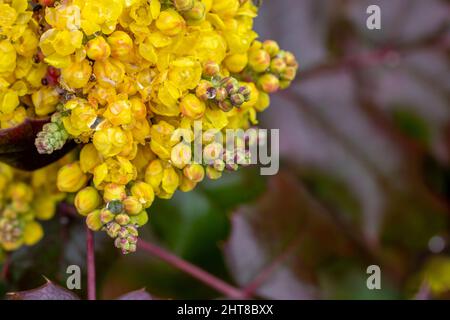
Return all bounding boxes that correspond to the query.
[35,112,69,154]
[195,63,251,112]
[171,0,206,21]
[246,40,298,93]
[77,183,150,253]
[0,158,71,252]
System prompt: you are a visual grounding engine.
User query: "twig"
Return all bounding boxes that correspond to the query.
[1,253,10,281]
[86,226,96,300]
[138,239,246,299]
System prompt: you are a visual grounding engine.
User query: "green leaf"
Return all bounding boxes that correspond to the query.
[391,107,431,147]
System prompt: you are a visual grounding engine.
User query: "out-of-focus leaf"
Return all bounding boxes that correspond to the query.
[301,170,362,227]
[0,118,76,171]
[391,107,431,147]
[7,278,80,300]
[116,288,152,300]
[224,172,356,299]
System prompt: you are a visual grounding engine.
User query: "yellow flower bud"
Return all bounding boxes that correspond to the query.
[179,176,197,192]
[80,144,102,173]
[61,59,92,89]
[86,209,103,231]
[123,196,143,215]
[130,97,147,120]
[115,213,131,226]
[107,31,134,61]
[23,221,44,246]
[57,162,88,193]
[203,61,220,77]
[156,9,185,36]
[171,143,192,169]
[262,40,280,57]
[75,187,101,216]
[254,91,270,112]
[248,49,270,73]
[131,181,154,208]
[258,73,280,93]
[161,166,179,195]
[103,183,127,202]
[180,94,205,119]
[224,53,248,73]
[184,1,206,21]
[206,166,222,180]
[86,36,111,61]
[183,164,205,182]
[8,182,33,203]
[33,196,57,221]
[145,159,164,191]
[100,208,115,224]
[174,0,194,12]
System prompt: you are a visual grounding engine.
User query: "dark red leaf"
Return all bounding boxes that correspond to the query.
[0,118,76,171]
[7,278,80,300]
[116,288,152,300]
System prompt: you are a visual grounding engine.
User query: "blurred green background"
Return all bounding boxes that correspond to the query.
[1,0,450,299]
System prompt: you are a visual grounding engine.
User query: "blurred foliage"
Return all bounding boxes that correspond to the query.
[2,0,450,300]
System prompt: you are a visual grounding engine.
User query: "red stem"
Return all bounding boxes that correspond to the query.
[86,226,96,300]
[1,253,10,281]
[138,239,246,299]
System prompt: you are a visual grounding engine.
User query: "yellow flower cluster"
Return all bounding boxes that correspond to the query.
[0,0,60,128]
[0,0,298,254]
[0,156,69,252]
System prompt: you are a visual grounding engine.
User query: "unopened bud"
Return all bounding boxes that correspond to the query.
[248,49,271,72]
[203,61,220,77]
[100,208,115,224]
[86,210,103,231]
[184,0,206,21]
[258,73,280,93]
[183,164,205,182]
[173,0,194,12]
[262,40,280,57]
[123,196,143,215]
[75,187,101,216]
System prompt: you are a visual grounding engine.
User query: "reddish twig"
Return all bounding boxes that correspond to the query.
[86,226,96,300]
[1,253,11,281]
[138,239,246,299]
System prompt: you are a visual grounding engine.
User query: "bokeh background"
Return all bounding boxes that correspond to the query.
[1,0,449,299]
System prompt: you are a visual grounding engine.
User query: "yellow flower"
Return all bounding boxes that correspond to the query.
[86,209,103,231]
[22,221,44,246]
[224,53,248,73]
[61,58,92,89]
[80,144,103,173]
[93,127,132,158]
[0,41,16,73]
[94,58,125,87]
[180,94,205,119]
[103,99,133,126]
[57,162,88,193]
[62,99,97,137]
[31,87,60,116]
[76,0,124,35]
[168,57,202,92]
[0,89,20,115]
[145,159,164,192]
[130,181,154,208]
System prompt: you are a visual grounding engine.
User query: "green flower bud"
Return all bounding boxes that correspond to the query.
[173,0,194,12]
[129,211,148,227]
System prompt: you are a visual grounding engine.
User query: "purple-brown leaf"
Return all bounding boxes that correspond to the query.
[116,288,152,300]
[0,118,76,171]
[7,278,80,300]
